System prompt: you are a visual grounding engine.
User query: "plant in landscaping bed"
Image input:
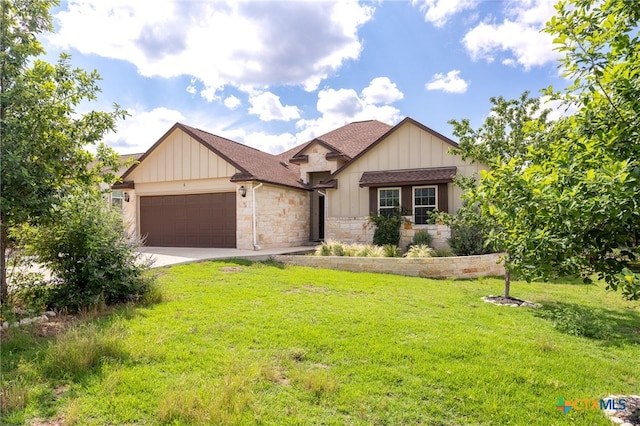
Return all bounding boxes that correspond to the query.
[405,245,435,258]
[369,208,409,247]
[407,230,433,251]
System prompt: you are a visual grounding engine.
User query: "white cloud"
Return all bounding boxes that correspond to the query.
[50,0,374,99]
[224,129,298,155]
[295,78,402,142]
[248,91,300,122]
[462,0,560,70]
[411,0,476,27]
[362,77,404,104]
[539,95,578,121]
[104,107,186,154]
[223,95,241,110]
[425,70,469,93]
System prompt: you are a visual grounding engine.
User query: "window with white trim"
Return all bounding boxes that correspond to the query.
[378,188,400,217]
[111,190,124,210]
[413,186,437,224]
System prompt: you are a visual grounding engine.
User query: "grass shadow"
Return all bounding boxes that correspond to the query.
[535,301,640,346]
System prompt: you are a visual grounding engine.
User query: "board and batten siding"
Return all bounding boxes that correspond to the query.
[128,129,239,184]
[328,122,486,218]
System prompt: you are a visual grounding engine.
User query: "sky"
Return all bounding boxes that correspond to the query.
[42,0,569,155]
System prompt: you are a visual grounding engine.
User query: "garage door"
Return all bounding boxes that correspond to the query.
[140,193,236,247]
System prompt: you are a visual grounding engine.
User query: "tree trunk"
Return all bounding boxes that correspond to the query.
[503,269,511,299]
[1,222,8,304]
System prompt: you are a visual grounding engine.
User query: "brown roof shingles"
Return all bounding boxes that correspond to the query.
[359,167,457,187]
[181,124,308,190]
[282,120,393,161]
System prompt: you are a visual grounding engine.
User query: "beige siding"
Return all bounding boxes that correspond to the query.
[128,129,238,183]
[328,122,486,218]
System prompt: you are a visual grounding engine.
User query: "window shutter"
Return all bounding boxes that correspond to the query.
[438,183,449,213]
[369,187,377,214]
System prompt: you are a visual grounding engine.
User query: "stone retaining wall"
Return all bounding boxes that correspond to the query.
[274,252,505,279]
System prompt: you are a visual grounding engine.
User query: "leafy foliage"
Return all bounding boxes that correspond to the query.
[369,209,406,247]
[456,0,640,299]
[407,230,433,251]
[0,0,126,303]
[26,192,153,312]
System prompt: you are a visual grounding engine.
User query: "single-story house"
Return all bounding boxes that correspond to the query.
[113,117,486,250]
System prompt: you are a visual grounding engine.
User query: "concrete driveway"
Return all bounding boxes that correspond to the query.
[138,246,316,268]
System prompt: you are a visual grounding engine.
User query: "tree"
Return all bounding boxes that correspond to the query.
[0,0,125,304]
[449,92,550,299]
[452,0,640,300]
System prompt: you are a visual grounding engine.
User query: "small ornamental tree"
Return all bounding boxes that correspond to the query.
[449,92,549,299]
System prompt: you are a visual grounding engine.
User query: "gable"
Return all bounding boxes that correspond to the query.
[128,127,239,183]
[342,120,464,175]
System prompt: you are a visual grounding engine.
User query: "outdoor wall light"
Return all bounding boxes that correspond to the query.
[124,192,130,202]
[239,185,247,197]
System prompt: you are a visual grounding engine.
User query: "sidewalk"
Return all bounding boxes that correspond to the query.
[138,246,316,268]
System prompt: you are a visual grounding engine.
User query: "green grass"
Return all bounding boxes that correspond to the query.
[1,260,639,425]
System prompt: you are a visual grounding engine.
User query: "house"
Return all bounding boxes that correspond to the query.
[114,117,486,249]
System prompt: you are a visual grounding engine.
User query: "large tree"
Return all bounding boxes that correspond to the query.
[0,0,124,303]
[455,0,640,300]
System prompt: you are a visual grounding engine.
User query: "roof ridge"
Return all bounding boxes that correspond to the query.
[179,123,271,156]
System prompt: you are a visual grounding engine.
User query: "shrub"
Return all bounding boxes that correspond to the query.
[27,192,154,312]
[539,306,611,340]
[404,245,435,258]
[440,204,496,256]
[369,209,406,246]
[407,230,433,251]
[382,245,401,257]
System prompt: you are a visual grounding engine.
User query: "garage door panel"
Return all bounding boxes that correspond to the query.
[140,193,236,247]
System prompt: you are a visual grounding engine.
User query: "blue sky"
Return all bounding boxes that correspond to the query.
[42,0,567,155]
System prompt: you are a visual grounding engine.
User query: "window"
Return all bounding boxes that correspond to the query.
[378,188,400,217]
[111,190,124,210]
[414,186,437,224]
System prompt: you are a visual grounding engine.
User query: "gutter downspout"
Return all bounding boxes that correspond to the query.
[252,182,263,250]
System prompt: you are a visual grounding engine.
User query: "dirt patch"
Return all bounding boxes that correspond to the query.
[35,316,76,337]
[31,418,65,426]
[220,266,243,273]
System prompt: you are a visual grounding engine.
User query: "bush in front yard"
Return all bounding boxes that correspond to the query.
[26,191,154,312]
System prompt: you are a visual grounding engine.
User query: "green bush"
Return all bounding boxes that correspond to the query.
[407,230,433,251]
[440,205,496,256]
[539,306,611,340]
[382,245,401,257]
[369,209,405,247]
[27,192,154,312]
[448,223,490,256]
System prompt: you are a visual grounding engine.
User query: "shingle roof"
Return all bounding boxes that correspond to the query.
[180,124,308,190]
[283,120,393,160]
[120,123,309,191]
[359,167,457,187]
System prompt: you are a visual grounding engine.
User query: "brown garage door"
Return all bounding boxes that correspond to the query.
[140,193,236,247]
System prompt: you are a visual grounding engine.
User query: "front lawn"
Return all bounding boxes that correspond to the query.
[1,260,638,425]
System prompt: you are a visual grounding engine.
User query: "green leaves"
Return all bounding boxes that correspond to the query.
[448,0,640,300]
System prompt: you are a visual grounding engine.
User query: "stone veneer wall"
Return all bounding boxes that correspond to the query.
[274,253,505,279]
[237,183,310,250]
[325,217,451,249]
